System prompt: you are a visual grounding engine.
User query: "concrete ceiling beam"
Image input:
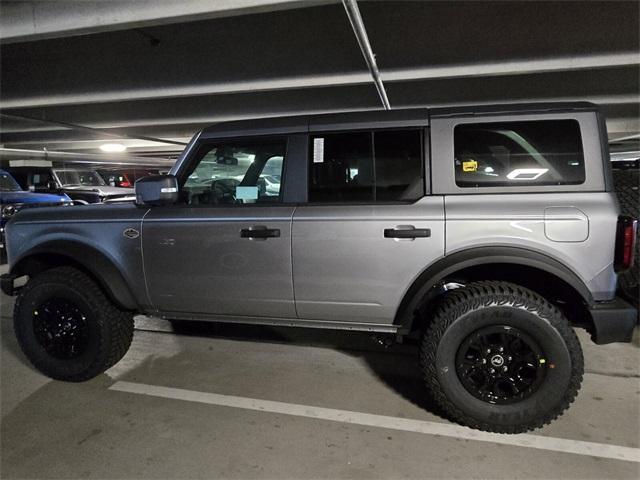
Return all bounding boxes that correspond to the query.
[0,0,335,44]
[2,53,636,110]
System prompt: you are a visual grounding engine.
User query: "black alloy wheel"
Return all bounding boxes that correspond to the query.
[455,325,546,405]
[32,298,90,359]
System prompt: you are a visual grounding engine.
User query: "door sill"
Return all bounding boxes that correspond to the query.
[155,312,399,333]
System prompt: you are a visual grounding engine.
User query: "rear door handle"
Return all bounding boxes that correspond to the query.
[240,226,280,239]
[384,226,431,239]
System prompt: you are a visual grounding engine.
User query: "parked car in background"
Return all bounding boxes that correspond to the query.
[260,174,281,195]
[9,166,134,204]
[98,168,158,188]
[0,168,71,256]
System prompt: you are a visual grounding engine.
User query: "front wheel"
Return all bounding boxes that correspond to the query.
[421,281,583,433]
[13,266,134,382]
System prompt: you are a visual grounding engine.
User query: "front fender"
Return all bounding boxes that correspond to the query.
[11,239,140,310]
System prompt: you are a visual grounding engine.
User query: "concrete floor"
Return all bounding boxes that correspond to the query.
[1,266,639,479]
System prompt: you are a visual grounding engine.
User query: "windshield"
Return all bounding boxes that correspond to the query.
[0,172,21,192]
[54,169,106,187]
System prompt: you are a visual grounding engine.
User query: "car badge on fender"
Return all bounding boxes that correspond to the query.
[123,228,139,239]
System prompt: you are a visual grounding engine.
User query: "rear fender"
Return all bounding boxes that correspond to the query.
[394,246,594,334]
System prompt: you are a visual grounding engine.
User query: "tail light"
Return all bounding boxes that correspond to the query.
[614,216,637,272]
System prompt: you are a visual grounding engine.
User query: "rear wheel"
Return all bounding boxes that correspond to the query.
[13,266,134,382]
[420,281,583,433]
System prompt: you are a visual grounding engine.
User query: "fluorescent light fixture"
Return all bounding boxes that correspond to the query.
[100,143,127,153]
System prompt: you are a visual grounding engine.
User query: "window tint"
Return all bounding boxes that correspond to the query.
[374,130,423,201]
[309,132,373,202]
[182,139,285,205]
[454,120,585,187]
[309,129,423,203]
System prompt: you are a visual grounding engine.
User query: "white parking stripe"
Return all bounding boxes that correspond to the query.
[109,381,640,463]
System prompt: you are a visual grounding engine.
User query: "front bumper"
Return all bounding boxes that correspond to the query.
[589,297,638,344]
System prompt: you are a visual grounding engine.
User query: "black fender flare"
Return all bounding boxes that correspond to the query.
[11,240,138,311]
[394,246,594,333]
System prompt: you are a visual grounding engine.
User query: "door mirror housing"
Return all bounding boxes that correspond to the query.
[135,175,179,206]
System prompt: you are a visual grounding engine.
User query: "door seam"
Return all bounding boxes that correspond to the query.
[291,205,299,318]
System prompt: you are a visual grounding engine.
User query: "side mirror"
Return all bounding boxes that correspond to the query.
[47,180,58,191]
[135,175,178,206]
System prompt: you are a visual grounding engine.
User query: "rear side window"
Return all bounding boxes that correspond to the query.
[309,129,423,202]
[454,120,585,187]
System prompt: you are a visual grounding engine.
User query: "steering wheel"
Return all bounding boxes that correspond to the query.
[210,178,240,204]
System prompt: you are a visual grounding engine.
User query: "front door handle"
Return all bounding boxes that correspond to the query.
[384,226,431,239]
[240,226,281,239]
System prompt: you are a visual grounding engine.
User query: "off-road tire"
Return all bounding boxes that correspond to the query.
[14,266,134,382]
[420,281,583,434]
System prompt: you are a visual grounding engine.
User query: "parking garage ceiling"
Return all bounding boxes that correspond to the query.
[1,0,639,163]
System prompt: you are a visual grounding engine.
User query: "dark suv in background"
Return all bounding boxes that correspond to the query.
[98,168,158,188]
[0,169,71,258]
[9,166,134,204]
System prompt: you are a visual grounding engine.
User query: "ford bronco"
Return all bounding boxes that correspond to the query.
[1,102,637,433]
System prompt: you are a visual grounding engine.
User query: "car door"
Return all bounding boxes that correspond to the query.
[292,128,445,325]
[141,136,296,318]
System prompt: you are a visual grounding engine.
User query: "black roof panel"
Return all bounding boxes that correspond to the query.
[199,102,598,138]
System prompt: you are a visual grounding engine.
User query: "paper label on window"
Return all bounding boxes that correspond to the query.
[313,138,325,163]
[462,159,478,172]
[236,186,259,201]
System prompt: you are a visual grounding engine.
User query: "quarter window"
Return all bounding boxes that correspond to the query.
[182,139,286,205]
[309,129,423,202]
[454,120,585,187]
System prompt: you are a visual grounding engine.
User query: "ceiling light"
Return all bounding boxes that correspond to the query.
[100,143,126,153]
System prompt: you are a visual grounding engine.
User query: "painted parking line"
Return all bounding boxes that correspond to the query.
[109,380,640,463]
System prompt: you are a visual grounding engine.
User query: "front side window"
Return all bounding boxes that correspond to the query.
[309,129,423,203]
[182,139,286,205]
[454,120,585,187]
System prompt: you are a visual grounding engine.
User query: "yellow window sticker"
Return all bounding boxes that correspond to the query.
[462,159,478,172]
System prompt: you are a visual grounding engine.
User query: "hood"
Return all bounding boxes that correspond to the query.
[62,185,134,196]
[0,190,71,205]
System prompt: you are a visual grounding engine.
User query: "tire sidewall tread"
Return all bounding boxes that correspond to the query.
[420,281,584,434]
[13,266,134,382]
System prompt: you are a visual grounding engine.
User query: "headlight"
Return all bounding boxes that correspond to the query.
[1,204,20,219]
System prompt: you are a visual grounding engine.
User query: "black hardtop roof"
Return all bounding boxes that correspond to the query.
[199,102,599,139]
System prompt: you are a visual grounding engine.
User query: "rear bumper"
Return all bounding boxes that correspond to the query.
[589,297,638,344]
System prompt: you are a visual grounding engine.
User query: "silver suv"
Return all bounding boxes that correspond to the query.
[2,102,637,433]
